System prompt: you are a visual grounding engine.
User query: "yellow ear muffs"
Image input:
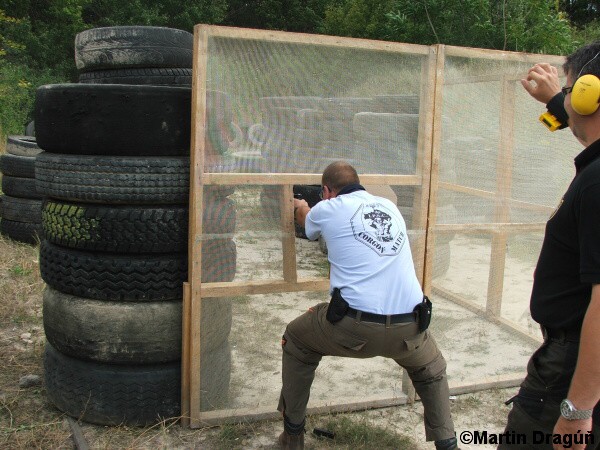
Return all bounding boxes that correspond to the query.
[571,74,600,115]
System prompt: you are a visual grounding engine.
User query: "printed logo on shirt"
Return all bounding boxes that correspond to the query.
[350,202,405,256]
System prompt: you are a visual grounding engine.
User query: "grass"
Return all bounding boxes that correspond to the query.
[317,415,417,449]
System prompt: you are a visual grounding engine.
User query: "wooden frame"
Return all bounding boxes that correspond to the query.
[182,27,572,428]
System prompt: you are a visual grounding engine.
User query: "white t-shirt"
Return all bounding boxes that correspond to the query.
[305,189,423,314]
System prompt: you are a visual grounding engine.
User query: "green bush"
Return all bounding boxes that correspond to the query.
[0,62,66,139]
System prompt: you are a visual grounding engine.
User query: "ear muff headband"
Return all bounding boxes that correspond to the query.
[571,73,600,115]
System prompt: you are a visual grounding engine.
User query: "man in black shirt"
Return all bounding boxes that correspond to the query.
[499,42,600,449]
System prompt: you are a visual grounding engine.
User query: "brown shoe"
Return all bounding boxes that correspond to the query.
[278,430,304,449]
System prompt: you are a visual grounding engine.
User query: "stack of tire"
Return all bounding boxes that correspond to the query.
[0,136,44,244]
[37,26,236,426]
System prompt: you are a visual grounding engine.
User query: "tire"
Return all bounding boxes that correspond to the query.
[75,26,193,72]
[2,175,44,199]
[0,196,42,223]
[35,153,189,204]
[35,84,192,156]
[78,67,192,85]
[35,153,234,204]
[39,239,235,301]
[6,135,42,157]
[39,240,188,301]
[42,198,235,252]
[0,153,36,178]
[44,342,180,426]
[42,287,232,363]
[0,219,42,244]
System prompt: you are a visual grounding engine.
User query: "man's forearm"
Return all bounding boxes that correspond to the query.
[567,284,600,410]
[294,205,310,228]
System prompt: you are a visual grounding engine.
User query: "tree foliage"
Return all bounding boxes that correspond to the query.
[322,0,575,55]
[0,0,598,137]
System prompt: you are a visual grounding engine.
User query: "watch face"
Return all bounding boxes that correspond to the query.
[561,399,573,418]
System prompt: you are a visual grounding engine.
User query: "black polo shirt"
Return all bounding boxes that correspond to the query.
[530,138,600,331]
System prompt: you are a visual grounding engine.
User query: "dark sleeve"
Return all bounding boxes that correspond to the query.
[578,182,600,283]
[546,92,569,130]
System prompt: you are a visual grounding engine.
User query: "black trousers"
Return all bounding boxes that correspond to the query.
[499,335,599,449]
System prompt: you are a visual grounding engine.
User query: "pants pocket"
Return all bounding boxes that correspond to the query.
[512,389,547,421]
[329,326,367,352]
[404,331,426,351]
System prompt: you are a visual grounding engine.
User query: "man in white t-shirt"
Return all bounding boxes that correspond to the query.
[277,161,458,450]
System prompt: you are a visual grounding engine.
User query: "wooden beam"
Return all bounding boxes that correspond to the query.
[486,76,515,317]
[195,24,430,55]
[200,278,330,298]
[203,172,422,186]
[190,394,410,428]
[423,44,447,295]
[281,185,297,282]
[434,222,545,233]
[437,181,555,214]
[444,45,566,64]
[432,284,542,347]
[187,374,524,429]
[188,25,210,428]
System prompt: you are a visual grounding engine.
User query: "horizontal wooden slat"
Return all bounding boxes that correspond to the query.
[438,181,555,214]
[197,24,431,55]
[203,173,422,186]
[433,222,545,233]
[199,278,330,298]
[444,45,565,64]
[431,284,542,346]
[188,374,524,428]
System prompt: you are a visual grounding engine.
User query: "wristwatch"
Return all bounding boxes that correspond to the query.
[560,399,593,420]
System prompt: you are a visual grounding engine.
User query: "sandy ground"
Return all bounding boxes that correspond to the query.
[189,222,543,449]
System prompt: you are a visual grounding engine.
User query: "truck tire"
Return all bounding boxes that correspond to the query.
[44,342,180,426]
[35,153,191,204]
[43,287,232,363]
[78,67,192,85]
[0,153,36,178]
[75,26,193,72]
[42,198,235,252]
[0,196,42,223]
[35,84,192,156]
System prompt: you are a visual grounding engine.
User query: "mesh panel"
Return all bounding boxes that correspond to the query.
[192,30,580,420]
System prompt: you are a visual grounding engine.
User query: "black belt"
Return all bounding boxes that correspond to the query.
[346,307,416,324]
[541,326,581,342]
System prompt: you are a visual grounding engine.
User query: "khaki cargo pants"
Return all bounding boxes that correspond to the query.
[277,301,455,441]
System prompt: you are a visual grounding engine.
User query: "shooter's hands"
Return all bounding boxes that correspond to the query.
[293,198,310,227]
[521,63,562,104]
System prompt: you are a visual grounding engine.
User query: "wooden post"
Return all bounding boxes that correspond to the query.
[422,45,446,295]
[486,76,515,317]
[281,185,297,282]
[188,25,209,428]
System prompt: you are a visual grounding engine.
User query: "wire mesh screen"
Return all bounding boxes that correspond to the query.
[190,29,580,423]
[193,29,433,418]
[429,50,581,385]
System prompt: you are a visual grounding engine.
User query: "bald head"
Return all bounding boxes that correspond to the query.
[322,161,360,193]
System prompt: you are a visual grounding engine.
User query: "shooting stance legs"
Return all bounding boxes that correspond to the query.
[277,302,456,449]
